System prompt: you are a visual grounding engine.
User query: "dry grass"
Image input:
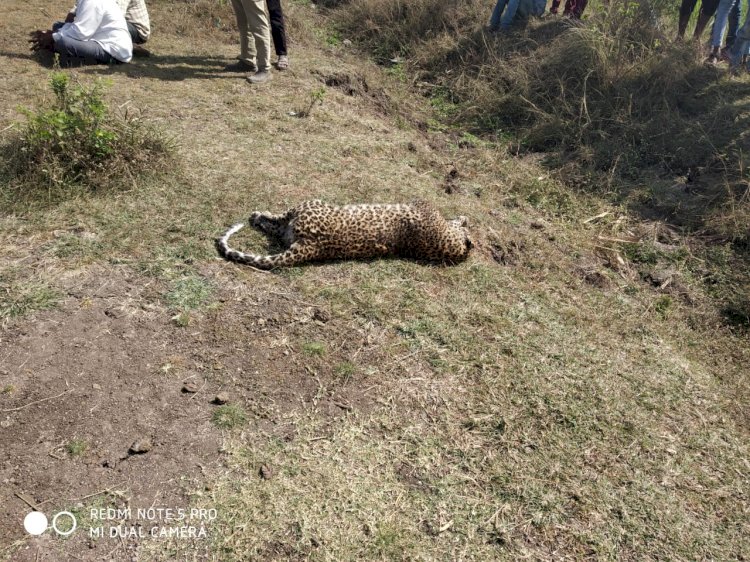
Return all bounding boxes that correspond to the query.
[0,0,748,560]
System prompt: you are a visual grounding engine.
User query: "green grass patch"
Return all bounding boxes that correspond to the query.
[65,438,87,457]
[302,341,326,356]
[0,279,60,322]
[165,275,214,311]
[1,71,174,207]
[212,404,248,429]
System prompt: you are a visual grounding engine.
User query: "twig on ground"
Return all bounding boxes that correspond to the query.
[14,491,39,511]
[582,211,610,223]
[2,388,73,413]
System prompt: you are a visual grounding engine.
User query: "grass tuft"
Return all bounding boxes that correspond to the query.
[302,341,327,356]
[165,275,214,311]
[0,277,60,323]
[65,438,87,457]
[212,404,249,429]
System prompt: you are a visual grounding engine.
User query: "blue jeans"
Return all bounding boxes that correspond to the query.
[727,0,741,46]
[489,0,521,29]
[730,1,750,65]
[712,0,740,47]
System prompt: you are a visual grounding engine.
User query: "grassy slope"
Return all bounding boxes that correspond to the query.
[0,0,748,560]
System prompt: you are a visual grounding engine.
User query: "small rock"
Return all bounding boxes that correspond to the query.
[182,381,200,394]
[129,438,152,455]
[213,392,230,405]
[343,39,352,46]
[646,268,676,288]
[92,383,102,391]
[313,309,331,323]
[259,464,273,480]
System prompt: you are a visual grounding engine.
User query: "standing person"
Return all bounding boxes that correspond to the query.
[488,0,545,31]
[549,0,588,19]
[228,0,272,83]
[64,0,151,56]
[728,0,750,70]
[30,0,132,66]
[723,0,742,55]
[708,0,744,63]
[678,0,716,40]
[266,0,289,70]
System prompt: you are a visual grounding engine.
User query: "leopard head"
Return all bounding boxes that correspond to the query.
[450,216,473,260]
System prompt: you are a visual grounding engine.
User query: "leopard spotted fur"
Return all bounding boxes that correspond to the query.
[216,200,472,269]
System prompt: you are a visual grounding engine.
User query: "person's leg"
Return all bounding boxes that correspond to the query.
[54,34,113,66]
[126,21,146,45]
[230,0,256,67]
[571,0,588,18]
[550,0,561,14]
[726,0,741,47]
[694,0,720,39]
[244,0,271,81]
[489,0,509,29]
[265,0,287,57]
[499,0,521,28]
[564,0,575,16]
[729,1,750,69]
[711,0,738,52]
[678,0,699,38]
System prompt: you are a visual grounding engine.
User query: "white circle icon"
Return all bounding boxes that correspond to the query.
[23,511,48,535]
[52,511,77,536]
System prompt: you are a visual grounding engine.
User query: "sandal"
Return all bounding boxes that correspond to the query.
[276,55,289,71]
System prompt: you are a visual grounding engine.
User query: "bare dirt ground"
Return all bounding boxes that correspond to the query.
[0,1,748,561]
[1,262,376,560]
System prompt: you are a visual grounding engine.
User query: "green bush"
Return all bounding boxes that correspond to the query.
[2,71,173,203]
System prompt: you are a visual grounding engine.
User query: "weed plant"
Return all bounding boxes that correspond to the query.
[1,71,174,205]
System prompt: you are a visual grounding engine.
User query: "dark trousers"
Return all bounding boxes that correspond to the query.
[51,21,115,66]
[550,0,588,18]
[54,34,114,66]
[266,0,287,56]
[678,0,720,39]
[127,22,146,45]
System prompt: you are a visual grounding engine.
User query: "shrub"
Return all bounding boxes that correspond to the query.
[331,0,750,220]
[2,71,173,204]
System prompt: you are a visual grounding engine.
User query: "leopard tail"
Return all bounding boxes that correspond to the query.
[216,223,277,270]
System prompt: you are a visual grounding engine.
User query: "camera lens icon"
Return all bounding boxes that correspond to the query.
[23,511,47,536]
[23,511,77,536]
[52,511,77,536]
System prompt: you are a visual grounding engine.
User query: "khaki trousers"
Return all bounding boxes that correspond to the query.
[230,0,271,71]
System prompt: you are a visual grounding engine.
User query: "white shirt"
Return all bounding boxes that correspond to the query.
[72,0,150,41]
[54,0,133,62]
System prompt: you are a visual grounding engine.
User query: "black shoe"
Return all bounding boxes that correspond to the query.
[133,45,151,58]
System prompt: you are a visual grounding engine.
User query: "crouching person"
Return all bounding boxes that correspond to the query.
[30,0,133,66]
[65,0,151,55]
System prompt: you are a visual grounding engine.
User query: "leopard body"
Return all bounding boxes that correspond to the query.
[216,200,472,269]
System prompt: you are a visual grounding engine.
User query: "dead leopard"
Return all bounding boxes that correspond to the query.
[216,200,473,269]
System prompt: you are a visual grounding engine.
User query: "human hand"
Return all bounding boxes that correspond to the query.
[65,12,76,23]
[29,30,54,52]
